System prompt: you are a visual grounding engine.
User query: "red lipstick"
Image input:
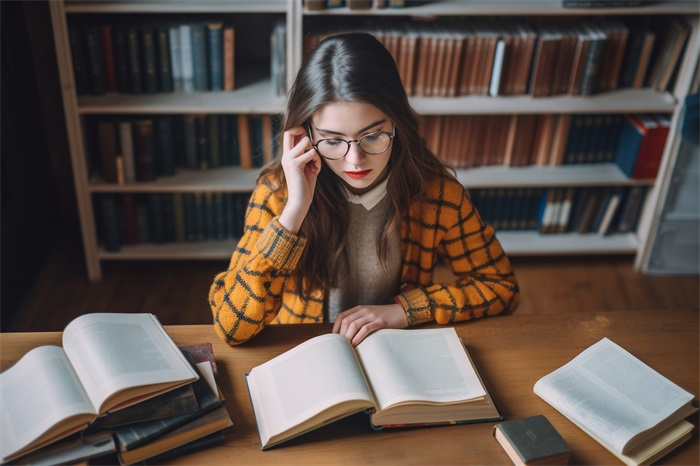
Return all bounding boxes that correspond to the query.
[345,170,372,179]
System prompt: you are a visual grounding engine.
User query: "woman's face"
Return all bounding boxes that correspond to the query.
[309,101,394,196]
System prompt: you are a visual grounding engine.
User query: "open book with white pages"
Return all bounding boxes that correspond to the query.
[534,337,698,466]
[245,327,501,449]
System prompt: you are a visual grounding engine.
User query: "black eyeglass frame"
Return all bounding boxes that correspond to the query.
[306,123,396,160]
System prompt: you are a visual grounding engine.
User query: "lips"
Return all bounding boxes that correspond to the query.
[345,170,372,179]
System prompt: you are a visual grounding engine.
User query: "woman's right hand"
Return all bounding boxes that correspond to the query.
[278,126,322,234]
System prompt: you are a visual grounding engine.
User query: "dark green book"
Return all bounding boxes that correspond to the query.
[88,383,199,430]
[97,194,121,252]
[156,25,174,92]
[82,26,106,95]
[125,26,143,94]
[113,351,223,452]
[147,192,165,244]
[137,431,225,464]
[139,25,159,94]
[191,23,209,91]
[113,25,131,93]
[493,415,570,465]
[195,114,210,170]
[155,115,176,176]
[68,26,89,95]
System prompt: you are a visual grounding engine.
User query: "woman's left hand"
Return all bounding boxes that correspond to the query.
[332,303,408,346]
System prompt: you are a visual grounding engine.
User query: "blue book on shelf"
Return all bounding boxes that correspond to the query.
[207,23,223,91]
[613,114,644,178]
[191,24,209,91]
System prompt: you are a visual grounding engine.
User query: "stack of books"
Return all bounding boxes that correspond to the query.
[0,313,232,465]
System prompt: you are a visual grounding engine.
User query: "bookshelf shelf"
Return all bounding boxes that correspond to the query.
[65,1,288,14]
[411,89,678,115]
[95,231,640,260]
[50,0,699,279]
[89,167,261,192]
[98,239,239,260]
[454,164,654,188]
[496,231,639,255]
[303,1,698,17]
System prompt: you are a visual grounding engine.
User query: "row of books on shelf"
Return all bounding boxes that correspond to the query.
[471,185,647,236]
[92,113,281,184]
[305,0,408,9]
[420,112,669,177]
[305,16,689,96]
[69,20,237,95]
[1,313,232,465]
[96,191,249,252]
[92,110,667,186]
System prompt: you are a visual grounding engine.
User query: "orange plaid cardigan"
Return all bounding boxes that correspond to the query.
[210,172,520,345]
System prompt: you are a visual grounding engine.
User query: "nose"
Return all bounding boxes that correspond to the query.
[344,140,365,165]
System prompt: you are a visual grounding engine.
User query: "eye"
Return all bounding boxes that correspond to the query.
[363,132,383,142]
[323,139,345,147]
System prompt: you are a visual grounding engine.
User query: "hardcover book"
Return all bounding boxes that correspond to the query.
[534,337,698,466]
[246,327,501,449]
[493,415,570,466]
[0,313,200,463]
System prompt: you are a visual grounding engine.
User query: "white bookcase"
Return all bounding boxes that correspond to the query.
[49,0,700,280]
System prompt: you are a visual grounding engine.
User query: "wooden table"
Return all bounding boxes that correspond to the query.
[2,310,698,465]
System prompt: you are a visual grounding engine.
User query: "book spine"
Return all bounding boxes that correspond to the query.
[191,24,209,91]
[223,26,235,91]
[126,26,143,94]
[155,116,176,176]
[68,27,89,95]
[157,25,174,93]
[179,24,195,92]
[112,26,131,93]
[118,120,137,183]
[207,23,224,91]
[83,26,107,94]
[169,25,184,92]
[132,119,157,181]
[98,24,117,92]
[140,25,159,94]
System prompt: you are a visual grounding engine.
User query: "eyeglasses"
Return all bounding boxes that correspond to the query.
[307,123,396,160]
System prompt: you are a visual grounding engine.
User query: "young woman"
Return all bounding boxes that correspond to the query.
[209,32,519,346]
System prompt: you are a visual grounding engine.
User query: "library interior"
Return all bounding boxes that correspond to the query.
[1,1,698,465]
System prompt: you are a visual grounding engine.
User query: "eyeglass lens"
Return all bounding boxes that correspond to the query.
[317,132,393,159]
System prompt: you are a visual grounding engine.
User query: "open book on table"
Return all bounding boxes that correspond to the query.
[534,337,698,466]
[245,327,501,449]
[0,313,200,463]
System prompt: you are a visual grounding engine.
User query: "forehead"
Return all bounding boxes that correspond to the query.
[312,101,389,133]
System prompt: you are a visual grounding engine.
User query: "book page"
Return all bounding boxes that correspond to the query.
[0,346,96,462]
[355,328,486,410]
[61,313,198,413]
[533,337,696,454]
[247,333,375,447]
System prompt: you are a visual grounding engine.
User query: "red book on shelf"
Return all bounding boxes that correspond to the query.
[632,114,671,180]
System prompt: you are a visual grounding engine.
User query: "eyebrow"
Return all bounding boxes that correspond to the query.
[314,119,387,137]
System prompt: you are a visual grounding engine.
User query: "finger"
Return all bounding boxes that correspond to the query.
[336,306,367,336]
[345,316,379,346]
[283,128,310,154]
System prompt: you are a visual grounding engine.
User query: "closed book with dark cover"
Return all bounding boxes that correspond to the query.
[132,119,157,181]
[493,415,570,465]
[139,26,159,94]
[113,350,223,453]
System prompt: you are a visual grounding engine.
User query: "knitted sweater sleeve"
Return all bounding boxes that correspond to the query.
[209,183,306,345]
[394,178,520,326]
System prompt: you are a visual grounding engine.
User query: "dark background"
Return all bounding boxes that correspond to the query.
[1,1,80,329]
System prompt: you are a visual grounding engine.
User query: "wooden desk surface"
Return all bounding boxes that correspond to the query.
[2,310,698,465]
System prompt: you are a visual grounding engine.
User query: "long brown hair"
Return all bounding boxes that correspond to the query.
[259,32,451,296]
